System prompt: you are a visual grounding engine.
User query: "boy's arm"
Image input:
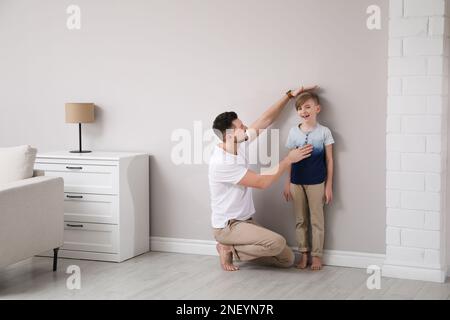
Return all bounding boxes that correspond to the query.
[325,144,334,204]
[285,164,292,185]
[282,163,293,201]
[248,85,318,141]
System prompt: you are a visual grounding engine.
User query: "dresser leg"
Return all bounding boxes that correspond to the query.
[53,248,59,272]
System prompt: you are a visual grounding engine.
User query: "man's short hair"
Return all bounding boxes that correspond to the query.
[212,111,238,141]
[295,92,320,111]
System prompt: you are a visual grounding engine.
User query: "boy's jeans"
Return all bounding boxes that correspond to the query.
[290,182,325,258]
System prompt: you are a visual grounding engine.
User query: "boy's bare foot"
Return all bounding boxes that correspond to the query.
[295,252,309,269]
[216,243,239,271]
[311,256,323,271]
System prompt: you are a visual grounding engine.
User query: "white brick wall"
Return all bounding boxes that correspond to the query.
[387,227,402,245]
[404,0,445,17]
[428,96,445,114]
[402,116,442,133]
[389,18,428,37]
[386,134,425,152]
[429,17,446,36]
[386,116,402,133]
[390,0,404,17]
[426,135,442,153]
[401,229,441,249]
[424,249,441,265]
[388,96,426,114]
[428,57,448,75]
[386,246,424,264]
[387,172,424,190]
[424,212,441,230]
[387,152,401,170]
[425,173,441,191]
[387,190,401,208]
[402,76,447,95]
[388,57,427,76]
[389,38,403,56]
[388,77,402,95]
[385,0,448,282]
[401,153,441,172]
[401,191,440,211]
[403,38,444,56]
[387,208,425,228]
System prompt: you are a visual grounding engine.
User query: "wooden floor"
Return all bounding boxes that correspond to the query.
[0,252,449,300]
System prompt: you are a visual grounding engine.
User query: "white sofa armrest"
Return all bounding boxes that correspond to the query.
[0,176,64,268]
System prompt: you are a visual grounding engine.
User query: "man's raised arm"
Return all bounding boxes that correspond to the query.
[247,85,318,141]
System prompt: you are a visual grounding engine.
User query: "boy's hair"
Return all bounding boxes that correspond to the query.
[295,92,320,111]
[212,111,238,141]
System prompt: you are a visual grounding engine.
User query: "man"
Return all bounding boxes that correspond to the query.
[209,86,316,271]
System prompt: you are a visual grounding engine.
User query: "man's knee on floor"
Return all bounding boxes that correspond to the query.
[268,235,287,256]
[279,249,295,268]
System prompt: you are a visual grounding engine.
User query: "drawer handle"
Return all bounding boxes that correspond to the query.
[67,224,84,228]
[66,166,83,170]
[66,195,83,199]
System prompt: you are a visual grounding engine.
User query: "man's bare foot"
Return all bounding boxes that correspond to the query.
[295,253,309,269]
[311,256,323,271]
[216,243,239,271]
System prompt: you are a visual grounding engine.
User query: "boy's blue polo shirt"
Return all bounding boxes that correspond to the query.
[286,123,334,185]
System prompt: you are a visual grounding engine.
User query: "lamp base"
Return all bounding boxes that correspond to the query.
[70,150,92,153]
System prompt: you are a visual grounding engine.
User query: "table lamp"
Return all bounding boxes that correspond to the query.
[65,103,95,153]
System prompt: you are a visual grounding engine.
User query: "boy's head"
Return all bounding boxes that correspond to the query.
[295,92,321,123]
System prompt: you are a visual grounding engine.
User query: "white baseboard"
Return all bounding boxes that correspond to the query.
[150,236,385,270]
[151,237,218,256]
[383,264,447,283]
[322,249,385,269]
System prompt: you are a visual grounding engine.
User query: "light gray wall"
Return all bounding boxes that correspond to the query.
[446,3,450,268]
[444,60,450,268]
[0,0,388,253]
[447,104,449,267]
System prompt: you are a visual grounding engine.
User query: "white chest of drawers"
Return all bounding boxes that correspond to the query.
[35,151,149,262]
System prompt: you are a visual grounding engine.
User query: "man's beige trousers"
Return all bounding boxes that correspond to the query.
[213,218,294,268]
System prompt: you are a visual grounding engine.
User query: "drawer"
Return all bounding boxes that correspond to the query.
[35,162,118,194]
[63,222,119,254]
[64,193,119,224]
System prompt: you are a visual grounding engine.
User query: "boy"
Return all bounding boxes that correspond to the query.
[283,92,334,271]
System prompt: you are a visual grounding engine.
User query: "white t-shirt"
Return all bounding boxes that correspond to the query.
[208,142,255,228]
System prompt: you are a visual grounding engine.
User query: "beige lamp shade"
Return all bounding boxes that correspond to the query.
[65,103,95,123]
